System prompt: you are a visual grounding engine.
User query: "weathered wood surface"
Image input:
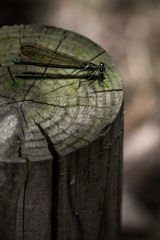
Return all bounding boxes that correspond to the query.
[0,25,124,240]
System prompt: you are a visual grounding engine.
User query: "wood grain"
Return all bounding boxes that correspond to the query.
[0,25,123,240]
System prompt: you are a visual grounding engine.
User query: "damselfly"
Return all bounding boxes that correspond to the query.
[14,42,108,88]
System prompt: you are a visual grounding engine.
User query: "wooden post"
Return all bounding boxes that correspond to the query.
[0,25,124,240]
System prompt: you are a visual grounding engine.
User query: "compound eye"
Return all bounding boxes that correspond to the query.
[99,62,105,72]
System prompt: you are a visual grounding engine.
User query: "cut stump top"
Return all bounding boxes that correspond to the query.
[0,24,123,160]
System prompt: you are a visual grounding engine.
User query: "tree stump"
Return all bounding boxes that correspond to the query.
[0,25,124,240]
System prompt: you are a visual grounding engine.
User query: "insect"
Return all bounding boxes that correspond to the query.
[14,42,108,89]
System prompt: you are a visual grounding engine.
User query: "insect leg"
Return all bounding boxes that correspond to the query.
[87,70,98,89]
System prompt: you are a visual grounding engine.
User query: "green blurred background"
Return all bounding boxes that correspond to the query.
[1,0,160,239]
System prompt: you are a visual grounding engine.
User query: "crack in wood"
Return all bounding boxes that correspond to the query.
[33,119,59,240]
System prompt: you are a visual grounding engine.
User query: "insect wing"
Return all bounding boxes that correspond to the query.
[19,42,86,68]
